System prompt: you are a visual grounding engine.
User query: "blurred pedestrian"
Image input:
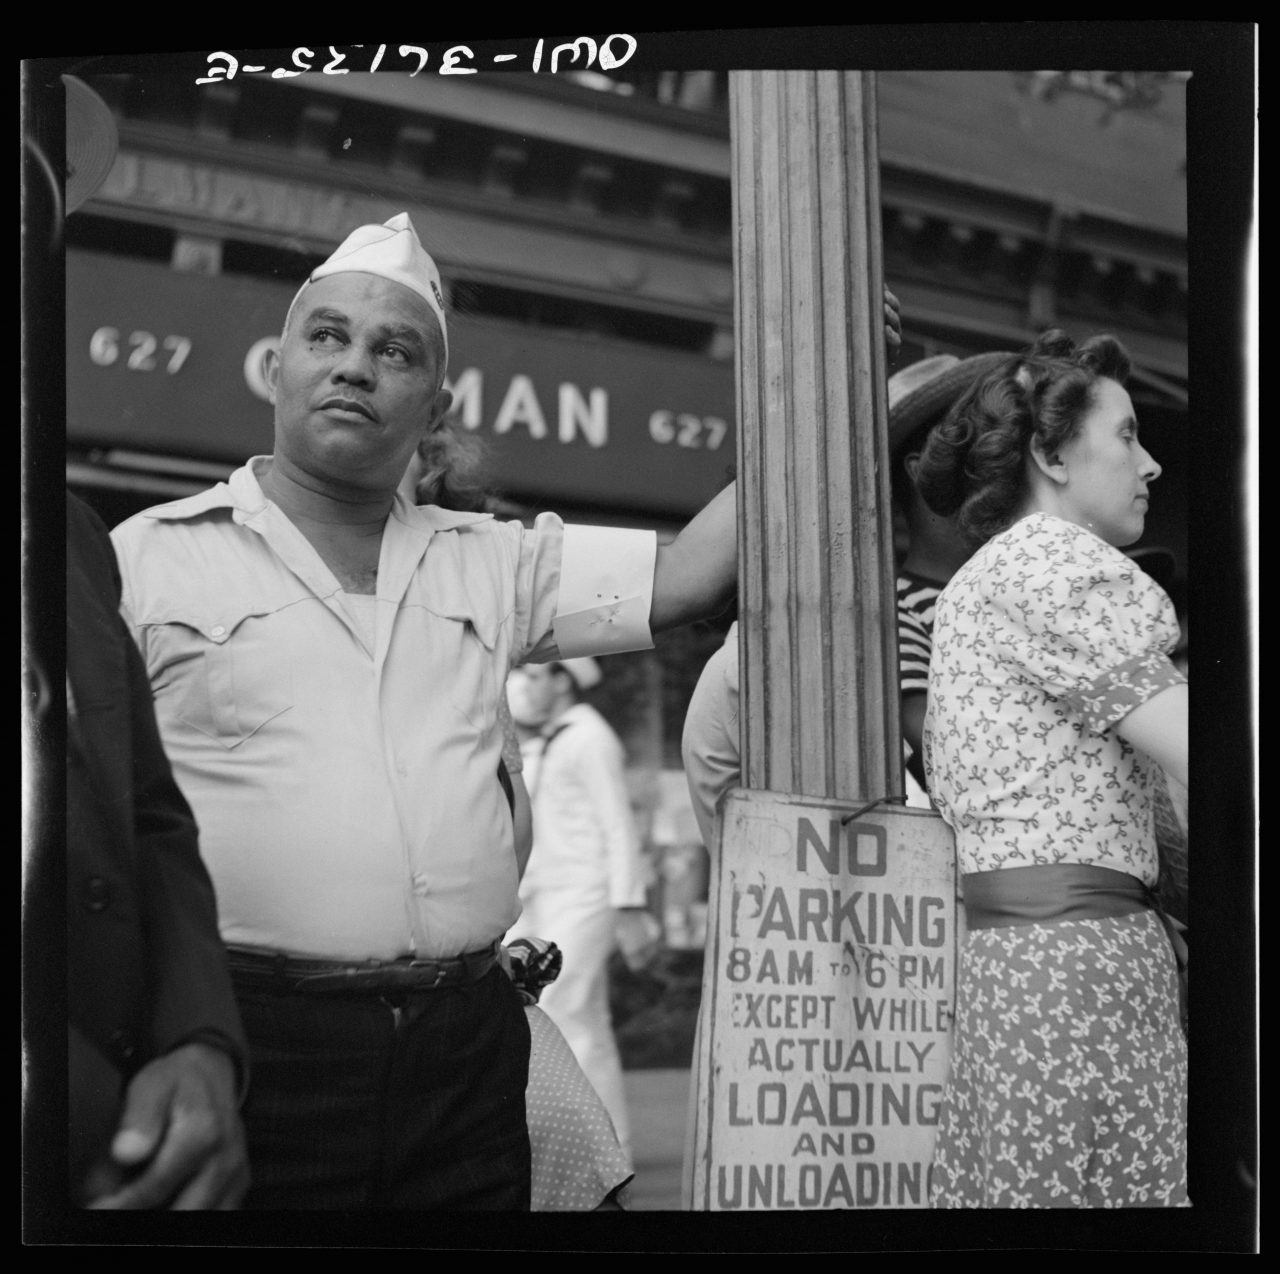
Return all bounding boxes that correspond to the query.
[918,328,1188,1207]
[110,209,738,1208]
[506,657,659,1169]
[681,616,741,854]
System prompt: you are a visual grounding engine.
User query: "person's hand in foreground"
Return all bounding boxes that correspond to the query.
[84,1041,248,1210]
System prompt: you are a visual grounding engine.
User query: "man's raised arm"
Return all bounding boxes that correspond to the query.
[649,482,737,634]
[649,287,900,633]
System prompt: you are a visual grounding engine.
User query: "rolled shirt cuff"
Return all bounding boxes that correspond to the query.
[553,524,657,658]
[1064,651,1186,734]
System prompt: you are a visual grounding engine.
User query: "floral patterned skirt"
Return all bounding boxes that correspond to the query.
[929,910,1188,1208]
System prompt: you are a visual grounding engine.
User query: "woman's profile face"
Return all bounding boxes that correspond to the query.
[1055,376,1163,547]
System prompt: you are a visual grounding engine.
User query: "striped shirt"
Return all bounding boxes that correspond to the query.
[897,570,944,696]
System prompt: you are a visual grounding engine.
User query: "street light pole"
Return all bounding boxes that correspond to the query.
[733,69,901,803]
[687,71,961,1213]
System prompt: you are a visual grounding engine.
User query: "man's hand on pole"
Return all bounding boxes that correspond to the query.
[650,284,904,633]
[883,286,902,354]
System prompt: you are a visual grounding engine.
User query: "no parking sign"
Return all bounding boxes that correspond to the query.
[689,789,961,1209]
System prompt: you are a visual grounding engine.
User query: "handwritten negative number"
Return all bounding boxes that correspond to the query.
[90,327,192,375]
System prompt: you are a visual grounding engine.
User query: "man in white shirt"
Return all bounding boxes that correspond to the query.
[111,213,736,1209]
[506,657,657,1167]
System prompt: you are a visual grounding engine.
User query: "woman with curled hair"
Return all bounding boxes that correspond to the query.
[917,329,1188,1208]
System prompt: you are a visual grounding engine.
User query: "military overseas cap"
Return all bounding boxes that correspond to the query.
[887,351,1013,456]
[555,657,602,691]
[284,212,449,363]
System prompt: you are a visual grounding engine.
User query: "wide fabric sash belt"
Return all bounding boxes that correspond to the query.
[963,864,1188,974]
[224,941,501,994]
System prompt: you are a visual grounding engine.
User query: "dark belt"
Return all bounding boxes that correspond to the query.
[224,941,501,995]
[963,863,1188,974]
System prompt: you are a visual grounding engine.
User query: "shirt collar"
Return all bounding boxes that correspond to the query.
[393,497,495,533]
[139,456,498,535]
[545,701,593,736]
[131,456,269,523]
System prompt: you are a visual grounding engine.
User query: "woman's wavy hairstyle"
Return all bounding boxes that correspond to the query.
[914,328,1131,547]
[413,417,495,514]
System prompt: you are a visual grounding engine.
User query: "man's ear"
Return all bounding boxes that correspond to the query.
[1028,435,1068,485]
[903,451,922,484]
[263,344,280,405]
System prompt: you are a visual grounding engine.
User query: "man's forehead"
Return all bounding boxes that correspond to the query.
[296,271,439,337]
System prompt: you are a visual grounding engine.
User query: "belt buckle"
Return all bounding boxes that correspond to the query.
[406,958,450,989]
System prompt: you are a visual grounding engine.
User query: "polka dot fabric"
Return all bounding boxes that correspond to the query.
[526,1006,634,1210]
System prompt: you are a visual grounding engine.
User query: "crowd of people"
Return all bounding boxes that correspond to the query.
[41,76,1191,1215]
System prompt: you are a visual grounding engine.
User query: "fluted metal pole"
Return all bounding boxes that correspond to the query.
[732,70,902,803]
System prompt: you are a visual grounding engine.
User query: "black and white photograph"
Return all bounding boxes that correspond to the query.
[22,26,1256,1252]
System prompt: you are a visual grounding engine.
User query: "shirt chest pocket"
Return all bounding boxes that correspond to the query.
[416,589,506,734]
[145,603,295,750]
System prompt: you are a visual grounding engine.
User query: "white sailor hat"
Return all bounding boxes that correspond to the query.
[555,657,602,691]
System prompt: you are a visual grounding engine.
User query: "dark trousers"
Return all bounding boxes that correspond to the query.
[234,966,532,1210]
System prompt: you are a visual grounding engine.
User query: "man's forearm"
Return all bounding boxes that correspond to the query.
[650,483,737,632]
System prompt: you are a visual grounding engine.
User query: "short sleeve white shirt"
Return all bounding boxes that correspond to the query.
[110,458,657,960]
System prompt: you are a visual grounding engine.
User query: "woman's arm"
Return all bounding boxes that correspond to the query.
[1116,682,1188,788]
